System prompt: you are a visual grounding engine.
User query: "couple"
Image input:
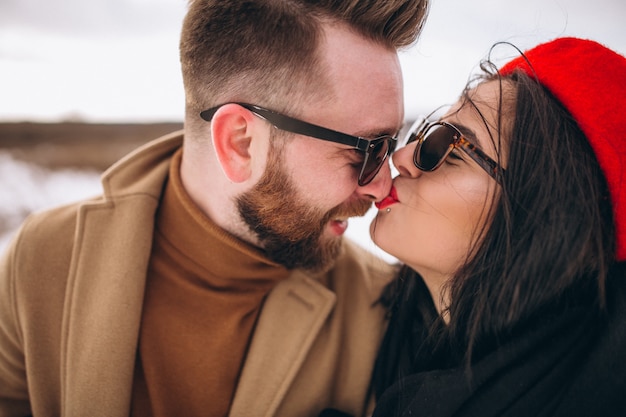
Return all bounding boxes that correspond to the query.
[1,1,625,416]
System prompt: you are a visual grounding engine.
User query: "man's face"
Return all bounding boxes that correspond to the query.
[237,139,372,271]
[239,23,403,270]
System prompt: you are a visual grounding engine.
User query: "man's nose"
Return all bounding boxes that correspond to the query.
[356,160,393,202]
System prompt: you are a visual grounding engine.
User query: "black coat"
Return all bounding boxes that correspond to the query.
[372,271,626,417]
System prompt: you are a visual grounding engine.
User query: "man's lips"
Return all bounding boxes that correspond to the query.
[375,186,398,210]
[327,200,373,236]
[329,219,348,235]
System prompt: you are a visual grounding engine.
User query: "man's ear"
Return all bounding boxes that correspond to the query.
[210,104,261,183]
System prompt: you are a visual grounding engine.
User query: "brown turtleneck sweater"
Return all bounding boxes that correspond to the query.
[131,149,289,417]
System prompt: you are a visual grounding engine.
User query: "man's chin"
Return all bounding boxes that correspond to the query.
[312,234,345,271]
[295,235,344,273]
[260,230,343,272]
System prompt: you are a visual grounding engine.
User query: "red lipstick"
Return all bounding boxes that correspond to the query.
[375,186,398,210]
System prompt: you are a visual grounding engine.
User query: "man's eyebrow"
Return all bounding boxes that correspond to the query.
[354,125,402,139]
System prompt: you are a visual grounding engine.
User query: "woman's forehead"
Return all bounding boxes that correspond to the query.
[447,80,510,155]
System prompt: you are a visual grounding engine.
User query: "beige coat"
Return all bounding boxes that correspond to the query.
[0,132,394,417]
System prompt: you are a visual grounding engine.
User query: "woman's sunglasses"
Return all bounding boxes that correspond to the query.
[402,117,505,183]
[200,103,397,186]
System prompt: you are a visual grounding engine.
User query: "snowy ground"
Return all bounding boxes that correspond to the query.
[0,151,396,263]
[0,151,102,250]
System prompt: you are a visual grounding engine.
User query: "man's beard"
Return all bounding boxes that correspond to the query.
[236,144,371,271]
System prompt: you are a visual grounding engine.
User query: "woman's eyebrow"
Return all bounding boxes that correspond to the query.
[453,122,479,143]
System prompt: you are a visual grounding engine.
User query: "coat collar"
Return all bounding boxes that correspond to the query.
[101,130,183,199]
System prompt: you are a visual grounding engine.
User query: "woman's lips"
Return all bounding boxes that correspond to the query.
[375,186,398,210]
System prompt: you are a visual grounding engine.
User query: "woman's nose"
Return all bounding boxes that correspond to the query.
[392,142,422,178]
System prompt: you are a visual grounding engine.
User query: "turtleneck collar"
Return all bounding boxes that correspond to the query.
[155,148,290,283]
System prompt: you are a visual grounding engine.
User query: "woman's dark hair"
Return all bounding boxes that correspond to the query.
[449,68,615,355]
[374,61,616,396]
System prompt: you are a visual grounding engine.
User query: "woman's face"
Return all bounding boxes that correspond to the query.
[371,80,506,300]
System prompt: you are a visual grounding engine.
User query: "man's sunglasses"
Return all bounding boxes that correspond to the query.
[200,103,397,186]
[402,117,505,183]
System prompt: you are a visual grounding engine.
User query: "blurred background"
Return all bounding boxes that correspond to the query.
[1,0,625,257]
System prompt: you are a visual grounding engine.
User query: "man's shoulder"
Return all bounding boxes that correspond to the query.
[20,201,82,243]
[4,132,183,281]
[7,201,84,270]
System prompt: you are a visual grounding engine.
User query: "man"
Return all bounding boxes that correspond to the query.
[0,1,429,416]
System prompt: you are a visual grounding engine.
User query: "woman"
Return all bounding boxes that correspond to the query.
[370,37,626,416]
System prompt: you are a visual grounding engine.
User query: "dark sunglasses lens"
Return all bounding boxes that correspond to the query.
[359,139,390,185]
[416,124,456,170]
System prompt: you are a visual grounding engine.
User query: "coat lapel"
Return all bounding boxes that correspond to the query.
[59,133,177,417]
[229,271,336,417]
[60,197,158,417]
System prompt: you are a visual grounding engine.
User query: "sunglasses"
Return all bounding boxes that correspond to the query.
[200,103,397,186]
[402,117,505,183]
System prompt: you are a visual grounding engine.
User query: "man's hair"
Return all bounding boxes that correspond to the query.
[180,0,429,121]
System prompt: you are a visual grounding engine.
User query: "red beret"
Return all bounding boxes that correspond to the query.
[500,37,626,261]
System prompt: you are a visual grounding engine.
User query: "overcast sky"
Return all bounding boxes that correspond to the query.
[1,0,625,122]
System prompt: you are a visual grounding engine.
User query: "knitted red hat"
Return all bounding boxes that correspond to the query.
[500,37,626,261]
